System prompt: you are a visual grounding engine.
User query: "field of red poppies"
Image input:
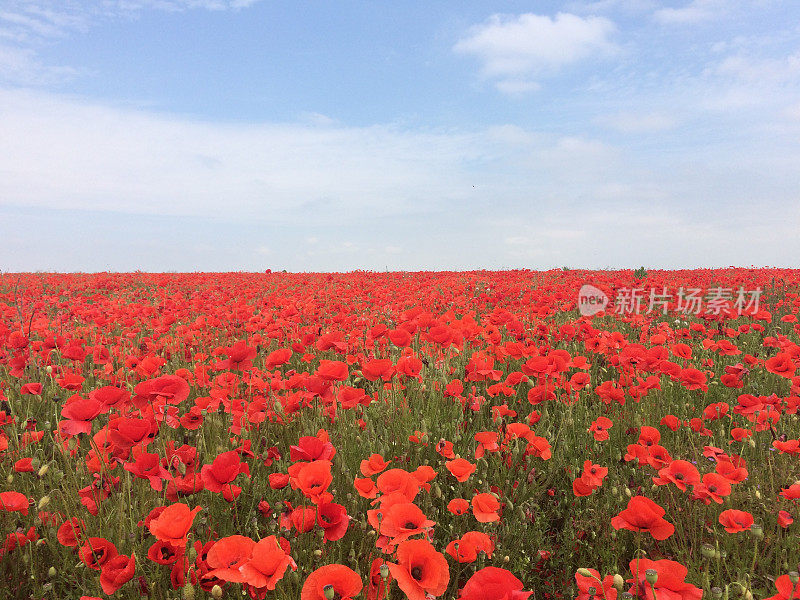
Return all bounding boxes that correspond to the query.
[1,269,800,600]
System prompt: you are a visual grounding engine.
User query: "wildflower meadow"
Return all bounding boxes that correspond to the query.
[1,268,799,600]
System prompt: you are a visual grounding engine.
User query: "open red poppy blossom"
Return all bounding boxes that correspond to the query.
[147,503,201,549]
[611,495,674,540]
[718,509,754,533]
[459,566,531,600]
[388,539,450,600]
[471,492,501,523]
[99,553,136,595]
[627,557,701,600]
[446,458,476,482]
[205,535,257,583]
[239,535,297,590]
[301,564,362,600]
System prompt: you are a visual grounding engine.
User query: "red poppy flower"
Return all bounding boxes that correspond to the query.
[627,557,701,600]
[288,460,333,505]
[361,454,391,476]
[459,566,531,600]
[446,458,476,482]
[79,538,119,570]
[99,553,136,595]
[448,498,470,515]
[316,360,349,382]
[611,496,674,540]
[240,535,296,590]
[354,477,378,499]
[652,460,701,492]
[206,535,256,583]
[0,491,30,515]
[446,531,494,563]
[379,502,435,545]
[718,509,754,533]
[301,564,363,600]
[589,416,613,441]
[576,568,617,600]
[765,574,800,600]
[147,503,201,549]
[376,469,420,502]
[57,517,85,547]
[472,493,501,523]
[317,503,350,542]
[388,539,450,600]
[201,450,250,501]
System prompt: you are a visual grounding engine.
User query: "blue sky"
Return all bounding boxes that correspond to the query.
[1,0,799,271]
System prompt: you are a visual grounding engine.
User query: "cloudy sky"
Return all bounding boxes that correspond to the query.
[1,0,799,271]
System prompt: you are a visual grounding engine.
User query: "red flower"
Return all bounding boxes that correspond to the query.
[576,568,617,600]
[611,496,674,540]
[147,503,201,549]
[471,493,501,523]
[0,491,29,515]
[765,574,800,600]
[446,458,476,483]
[379,502,435,545]
[201,450,250,501]
[240,536,296,590]
[448,498,470,515]
[361,454,391,476]
[652,460,700,492]
[589,416,613,441]
[445,531,494,563]
[627,558,701,600]
[206,535,256,583]
[388,539,450,600]
[301,564,363,600]
[459,566,531,600]
[316,360,349,382]
[718,509,754,533]
[99,553,136,595]
[317,503,350,542]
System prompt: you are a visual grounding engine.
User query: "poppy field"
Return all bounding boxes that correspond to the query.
[2,268,800,600]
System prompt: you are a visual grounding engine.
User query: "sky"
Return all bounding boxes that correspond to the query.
[1,0,799,272]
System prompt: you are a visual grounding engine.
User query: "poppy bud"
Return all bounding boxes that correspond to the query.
[313,549,323,557]
[712,587,722,598]
[380,563,389,580]
[577,569,593,578]
[323,584,336,600]
[701,543,715,559]
[750,523,763,539]
[211,585,223,599]
[6,474,13,484]
[182,583,195,600]
[38,496,50,510]
[48,567,57,578]
[46,365,52,374]
[38,465,49,477]
[613,574,624,591]
[645,569,658,585]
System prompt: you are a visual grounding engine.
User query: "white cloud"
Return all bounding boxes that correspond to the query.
[454,12,617,93]
[0,89,491,220]
[0,45,82,85]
